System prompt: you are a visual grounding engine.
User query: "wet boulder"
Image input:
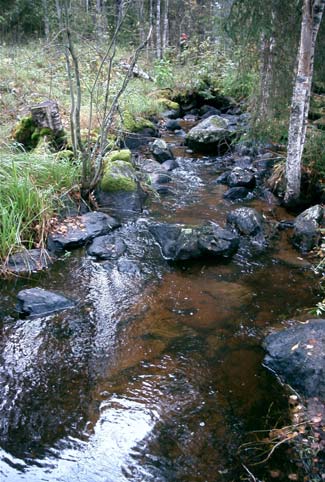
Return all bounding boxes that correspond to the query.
[185,115,233,154]
[148,222,239,261]
[223,187,250,201]
[87,233,126,260]
[149,171,172,185]
[227,207,264,237]
[227,167,256,189]
[150,139,175,163]
[161,158,179,171]
[165,119,181,131]
[226,207,271,251]
[263,319,325,398]
[47,211,120,252]
[292,205,324,253]
[17,287,74,316]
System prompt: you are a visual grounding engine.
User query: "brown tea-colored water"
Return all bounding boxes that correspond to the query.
[0,133,321,481]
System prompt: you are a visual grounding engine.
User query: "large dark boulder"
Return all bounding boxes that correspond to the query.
[150,139,175,163]
[227,167,256,189]
[263,319,325,398]
[292,205,324,253]
[47,212,120,252]
[17,288,74,316]
[149,222,239,261]
[185,115,234,154]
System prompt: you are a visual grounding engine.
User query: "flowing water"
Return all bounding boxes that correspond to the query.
[0,128,321,481]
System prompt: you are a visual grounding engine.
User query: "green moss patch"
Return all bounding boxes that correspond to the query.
[123,112,155,133]
[104,149,132,164]
[100,160,137,192]
[13,116,66,151]
[157,98,180,111]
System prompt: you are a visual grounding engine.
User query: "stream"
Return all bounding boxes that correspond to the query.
[0,123,322,481]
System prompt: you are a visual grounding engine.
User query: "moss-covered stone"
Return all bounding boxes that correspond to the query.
[104,149,132,164]
[123,112,155,133]
[56,149,74,160]
[13,116,38,149]
[13,116,66,151]
[157,98,180,111]
[100,160,137,192]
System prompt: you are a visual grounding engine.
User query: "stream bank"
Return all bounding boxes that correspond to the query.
[0,95,324,481]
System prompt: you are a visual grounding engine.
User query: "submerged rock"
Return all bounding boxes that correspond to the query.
[292,204,324,253]
[17,287,74,316]
[149,222,239,261]
[264,319,325,398]
[6,249,54,275]
[185,115,233,154]
[47,211,120,252]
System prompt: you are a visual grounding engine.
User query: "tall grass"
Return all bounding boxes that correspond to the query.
[0,150,80,262]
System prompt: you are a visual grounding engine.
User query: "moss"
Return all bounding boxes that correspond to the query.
[157,98,180,111]
[56,149,74,160]
[100,160,137,192]
[104,149,132,164]
[13,116,38,148]
[123,111,155,133]
[13,116,66,151]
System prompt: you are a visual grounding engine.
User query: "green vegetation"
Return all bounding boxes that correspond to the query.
[100,160,137,192]
[0,150,80,262]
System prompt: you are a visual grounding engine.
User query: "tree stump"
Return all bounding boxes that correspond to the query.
[31,100,63,133]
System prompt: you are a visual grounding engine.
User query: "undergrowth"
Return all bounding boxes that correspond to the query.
[0,149,80,263]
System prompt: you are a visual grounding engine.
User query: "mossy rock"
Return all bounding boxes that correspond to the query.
[13,116,66,150]
[104,149,132,164]
[13,116,38,149]
[123,112,155,133]
[56,149,74,161]
[100,160,137,192]
[157,98,180,111]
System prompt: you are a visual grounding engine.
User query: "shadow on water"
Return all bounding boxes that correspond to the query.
[0,129,322,481]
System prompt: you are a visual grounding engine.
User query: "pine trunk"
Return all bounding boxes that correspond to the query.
[285,0,325,205]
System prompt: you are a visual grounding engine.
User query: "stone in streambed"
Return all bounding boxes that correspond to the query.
[185,115,233,154]
[227,167,256,189]
[47,211,120,252]
[17,287,74,316]
[150,139,174,163]
[149,222,239,261]
[161,159,179,171]
[87,233,126,260]
[291,205,324,253]
[223,187,250,201]
[6,249,54,274]
[263,319,325,398]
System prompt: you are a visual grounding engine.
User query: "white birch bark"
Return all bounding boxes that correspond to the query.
[156,0,162,59]
[285,0,325,205]
[162,0,169,55]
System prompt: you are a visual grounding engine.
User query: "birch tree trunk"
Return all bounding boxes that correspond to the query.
[147,0,153,58]
[285,0,325,205]
[162,0,169,55]
[156,0,162,59]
